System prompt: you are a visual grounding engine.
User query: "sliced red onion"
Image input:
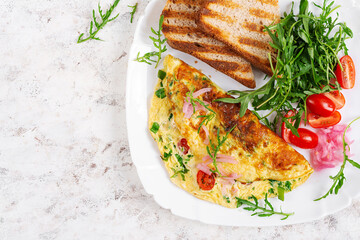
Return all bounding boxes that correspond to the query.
[310,124,353,171]
[193,88,212,98]
[202,125,210,145]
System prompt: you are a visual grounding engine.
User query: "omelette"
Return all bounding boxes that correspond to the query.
[149,55,313,208]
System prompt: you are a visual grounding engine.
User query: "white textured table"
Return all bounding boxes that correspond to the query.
[1,0,360,239]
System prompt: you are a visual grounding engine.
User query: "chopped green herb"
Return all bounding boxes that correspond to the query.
[223,196,231,203]
[128,3,138,23]
[170,154,189,180]
[268,188,275,194]
[171,168,185,181]
[161,149,172,161]
[158,70,167,80]
[150,122,160,134]
[236,194,294,220]
[77,0,120,43]
[168,113,173,121]
[135,15,167,68]
[315,116,360,201]
[155,88,166,99]
[285,181,292,191]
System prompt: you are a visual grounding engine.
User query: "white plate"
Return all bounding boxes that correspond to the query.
[126,0,360,226]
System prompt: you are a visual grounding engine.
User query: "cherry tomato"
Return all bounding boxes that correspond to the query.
[197,170,215,191]
[281,110,297,143]
[177,138,190,154]
[335,55,356,89]
[308,111,342,128]
[322,91,345,110]
[306,94,335,117]
[289,128,318,149]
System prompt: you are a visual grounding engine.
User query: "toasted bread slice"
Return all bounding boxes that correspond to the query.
[162,0,256,88]
[198,0,280,76]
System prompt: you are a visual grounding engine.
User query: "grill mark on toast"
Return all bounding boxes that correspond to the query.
[243,22,266,34]
[162,10,195,20]
[256,0,278,6]
[162,25,196,35]
[249,8,277,20]
[238,37,272,51]
[166,39,227,54]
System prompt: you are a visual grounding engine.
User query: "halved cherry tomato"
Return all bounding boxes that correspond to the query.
[197,170,215,191]
[281,110,297,143]
[308,111,342,128]
[306,94,335,117]
[289,128,318,149]
[177,138,190,154]
[322,91,345,110]
[335,55,356,89]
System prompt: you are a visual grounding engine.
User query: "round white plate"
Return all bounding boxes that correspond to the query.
[126,0,360,226]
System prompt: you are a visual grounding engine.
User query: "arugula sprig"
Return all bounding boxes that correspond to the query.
[77,0,120,43]
[186,90,216,133]
[216,0,352,136]
[135,15,167,68]
[236,194,294,220]
[128,3,138,23]
[315,116,360,201]
[207,125,236,176]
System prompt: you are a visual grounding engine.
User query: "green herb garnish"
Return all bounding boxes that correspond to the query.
[158,70,167,80]
[155,88,166,99]
[171,154,189,181]
[77,0,120,43]
[315,116,360,201]
[150,122,160,134]
[135,15,167,68]
[168,113,173,121]
[236,194,294,220]
[216,0,352,135]
[186,90,216,133]
[161,149,172,161]
[128,3,138,23]
[223,196,231,203]
[207,125,236,176]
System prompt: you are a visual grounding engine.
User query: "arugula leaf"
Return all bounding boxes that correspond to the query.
[186,90,216,133]
[236,194,294,220]
[128,3,138,23]
[207,126,236,176]
[78,0,120,43]
[135,15,167,68]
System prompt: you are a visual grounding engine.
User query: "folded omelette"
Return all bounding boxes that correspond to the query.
[149,55,313,208]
